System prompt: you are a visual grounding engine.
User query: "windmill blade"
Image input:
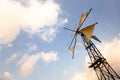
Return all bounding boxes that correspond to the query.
[70,36,77,59]
[78,13,88,28]
[69,34,77,49]
[80,22,97,42]
[77,8,92,30]
[92,35,101,43]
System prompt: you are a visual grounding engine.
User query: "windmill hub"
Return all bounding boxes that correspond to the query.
[81,33,85,36]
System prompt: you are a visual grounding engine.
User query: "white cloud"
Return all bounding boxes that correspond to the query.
[0,0,21,44]
[40,51,58,63]
[18,51,58,76]
[27,43,38,52]
[97,37,120,73]
[3,72,11,79]
[70,71,97,80]
[71,37,120,80]
[38,27,57,42]
[57,18,68,27]
[0,0,67,44]
[0,46,2,50]
[18,53,40,76]
[7,43,14,48]
[60,18,68,25]
[119,33,120,37]
[5,54,18,64]
[64,70,68,77]
[0,71,14,80]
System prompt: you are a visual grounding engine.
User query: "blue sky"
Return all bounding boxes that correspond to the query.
[0,0,120,80]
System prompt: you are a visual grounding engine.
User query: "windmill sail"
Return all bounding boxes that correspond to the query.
[78,13,88,27]
[70,36,77,59]
[70,46,75,59]
[78,8,92,30]
[80,23,97,42]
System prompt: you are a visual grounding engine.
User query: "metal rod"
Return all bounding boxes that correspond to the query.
[64,27,75,32]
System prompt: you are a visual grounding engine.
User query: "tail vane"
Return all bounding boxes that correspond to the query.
[92,35,101,43]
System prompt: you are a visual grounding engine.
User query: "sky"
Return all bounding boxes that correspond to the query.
[0,0,120,80]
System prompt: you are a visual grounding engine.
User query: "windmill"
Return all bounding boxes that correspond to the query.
[64,8,120,80]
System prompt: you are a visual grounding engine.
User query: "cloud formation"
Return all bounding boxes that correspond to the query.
[0,0,67,44]
[0,71,14,80]
[71,71,97,80]
[27,43,38,52]
[5,53,18,64]
[98,37,120,74]
[71,37,120,80]
[0,46,2,50]
[17,51,58,76]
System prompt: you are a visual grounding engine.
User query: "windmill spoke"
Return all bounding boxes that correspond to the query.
[69,34,77,49]
[64,27,75,32]
[70,36,77,59]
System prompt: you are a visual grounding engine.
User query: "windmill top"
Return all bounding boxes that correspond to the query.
[64,8,101,58]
